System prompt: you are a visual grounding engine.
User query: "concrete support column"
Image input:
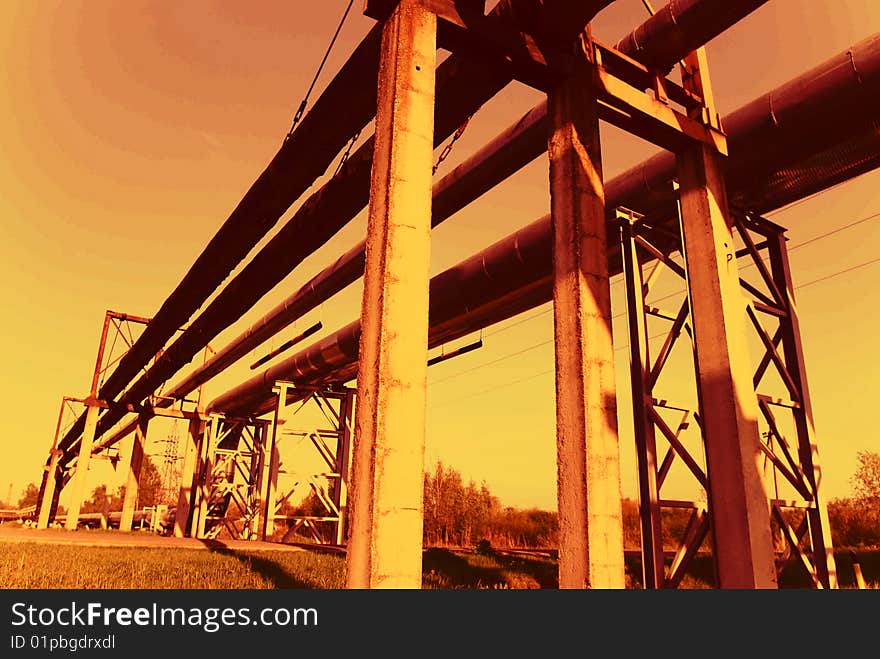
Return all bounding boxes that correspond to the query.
[174,417,202,537]
[64,403,100,531]
[36,451,62,529]
[346,0,437,589]
[547,60,625,589]
[677,142,776,588]
[120,414,149,532]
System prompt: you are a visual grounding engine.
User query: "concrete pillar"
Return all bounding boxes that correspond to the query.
[120,414,149,532]
[677,142,776,588]
[174,417,202,537]
[36,451,62,529]
[346,0,437,589]
[64,404,100,531]
[547,59,625,589]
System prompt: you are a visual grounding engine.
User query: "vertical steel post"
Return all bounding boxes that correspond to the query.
[676,49,776,588]
[120,414,149,532]
[36,451,63,530]
[333,390,355,545]
[63,311,113,531]
[192,414,220,538]
[37,397,69,529]
[260,384,289,541]
[347,0,437,589]
[766,227,838,588]
[174,417,202,537]
[64,404,100,530]
[619,214,665,589]
[547,39,625,589]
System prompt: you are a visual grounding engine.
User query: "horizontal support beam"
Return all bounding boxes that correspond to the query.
[594,65,727,154]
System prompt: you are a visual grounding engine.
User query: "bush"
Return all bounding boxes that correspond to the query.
[828,498,880,547]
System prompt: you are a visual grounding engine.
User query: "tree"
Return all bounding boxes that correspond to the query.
[852,450,880,502]
[138,457,163,507]
[81,484,124,514]
[422,461,500,546]
[17,483,39,509]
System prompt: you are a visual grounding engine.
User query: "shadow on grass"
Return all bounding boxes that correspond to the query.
[195,540,314,588]
[422,548,512,589]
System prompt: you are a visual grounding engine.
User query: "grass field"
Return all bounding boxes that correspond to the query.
[1,541,876,589]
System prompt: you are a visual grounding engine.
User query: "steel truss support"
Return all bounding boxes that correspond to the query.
[263,382,355,545]
[36,310,168,529]
[618,205,836,589]
[63,311,114,530]
[181,383,354,544]
[188,415,269,540]
[740,212,837,588]
[36,397,76,529]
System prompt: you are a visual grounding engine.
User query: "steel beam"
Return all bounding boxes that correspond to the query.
[191,415,220,539]
[765,225,837,587]
[346,0,437,590]
[119,414,149,532]
[63,403,100,531]
[619,213,666,589]
[333,391,355,546]
[173,417,202,537]
[36,451,62,530]
[548,49,624,589]
[259,384,288,541]
[36,397,71,529]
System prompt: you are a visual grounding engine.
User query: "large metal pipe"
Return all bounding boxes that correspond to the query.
[57,24,386,456]
[60,0,616,461]
[193,26,880,412]
[607,33,880,217]
[163,103,549,401]
[613,0,768,74]
[104,0,769,423]
[208,33,880,415]
[61,0,613,462]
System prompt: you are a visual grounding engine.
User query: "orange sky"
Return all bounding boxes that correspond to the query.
[1,1,878,510]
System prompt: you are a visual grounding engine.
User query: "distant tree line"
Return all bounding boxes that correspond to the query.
[827,450,880,547]
[422,452,880,550]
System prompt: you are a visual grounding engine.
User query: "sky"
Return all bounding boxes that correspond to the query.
[0,1,878,511]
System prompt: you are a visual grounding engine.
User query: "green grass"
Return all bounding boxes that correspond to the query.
[0,543,345,589]
[1,541,876,589]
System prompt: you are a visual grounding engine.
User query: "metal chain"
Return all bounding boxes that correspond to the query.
[333,128,362,177]
[433,116,472,175]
